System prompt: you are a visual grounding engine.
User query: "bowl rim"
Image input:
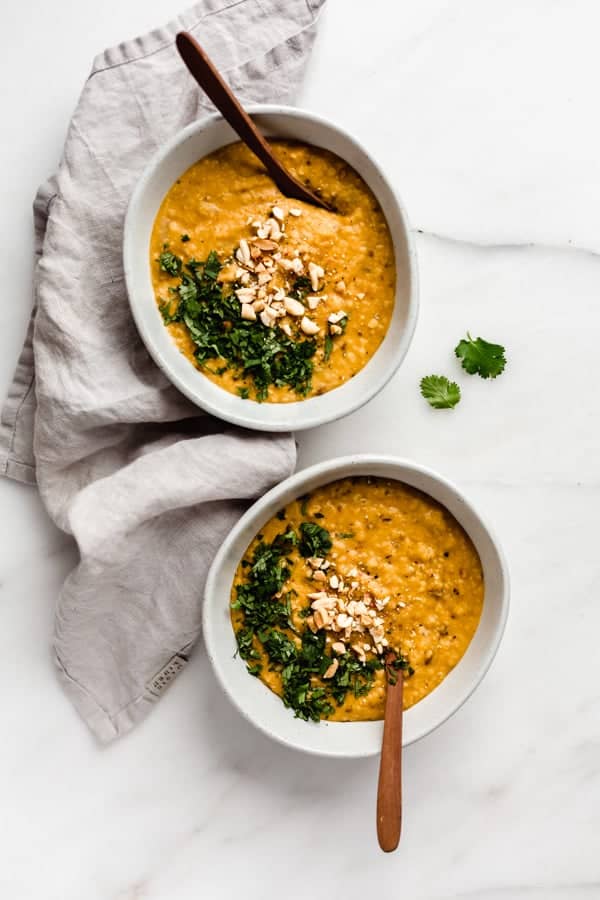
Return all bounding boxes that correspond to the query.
[123,104,419,432]
[203,454,510,757]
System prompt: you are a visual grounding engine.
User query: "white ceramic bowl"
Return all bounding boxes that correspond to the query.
[203,455,509,758]
[124,106,418,431]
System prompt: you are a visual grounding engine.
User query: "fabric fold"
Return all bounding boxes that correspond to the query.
[0,0,325,741]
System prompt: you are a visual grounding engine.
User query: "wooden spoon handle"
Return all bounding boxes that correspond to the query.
[176,32,296,195]
[175,32,332,210]
[377,664,403,852]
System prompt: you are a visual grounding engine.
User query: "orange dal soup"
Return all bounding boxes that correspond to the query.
[230,477,484,722]
[150,141,395,402]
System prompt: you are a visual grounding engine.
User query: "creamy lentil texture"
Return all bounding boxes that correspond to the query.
[150,140,395,402]
[230,477,484,721]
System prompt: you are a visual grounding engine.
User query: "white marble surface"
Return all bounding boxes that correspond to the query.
[1,1,599,897]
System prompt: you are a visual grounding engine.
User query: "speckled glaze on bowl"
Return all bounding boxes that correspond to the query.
[203,455,510,758]
[123,106,418,431]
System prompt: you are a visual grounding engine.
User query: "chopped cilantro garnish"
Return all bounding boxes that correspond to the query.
[386,653,413,685]
[235,626,263,676]
[157,250,319,401]
[231,525,397,722]
[262,629,298,665]
[235,626,258,661]
[157,249,183,277]
[203,251,221,282]
[231,530,297,631]
[289,275,313,300]
[329,653,383,703]
[280,631,333,721]
[298,522,332,558]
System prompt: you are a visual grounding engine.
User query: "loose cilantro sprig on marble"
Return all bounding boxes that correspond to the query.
[454,333,507,379]
[420,332,507,409]
[420,375,461,409]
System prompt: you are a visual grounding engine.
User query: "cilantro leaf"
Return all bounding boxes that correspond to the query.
[177,278,198,304]
[280,631,334,721]
[246,663,262,676]
[455,333,506,379]
[289,275,313,300]
[232,530,297,631]
[157,250,182,277]
[298,522,332,558]
[261,629,298,665]
[203,250,221,282]
[329,653,383,703]
[386,652,413,685]
[235,627,260,661]
[420,375,461,409]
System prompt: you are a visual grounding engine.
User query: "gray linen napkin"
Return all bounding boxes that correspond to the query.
[0,0,326,742]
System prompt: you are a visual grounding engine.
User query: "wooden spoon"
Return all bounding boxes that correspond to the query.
[376,652,404,852]
[175,32,333,212]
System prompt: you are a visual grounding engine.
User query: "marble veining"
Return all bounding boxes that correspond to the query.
[416,228,600,260]
[1,1,599,898]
